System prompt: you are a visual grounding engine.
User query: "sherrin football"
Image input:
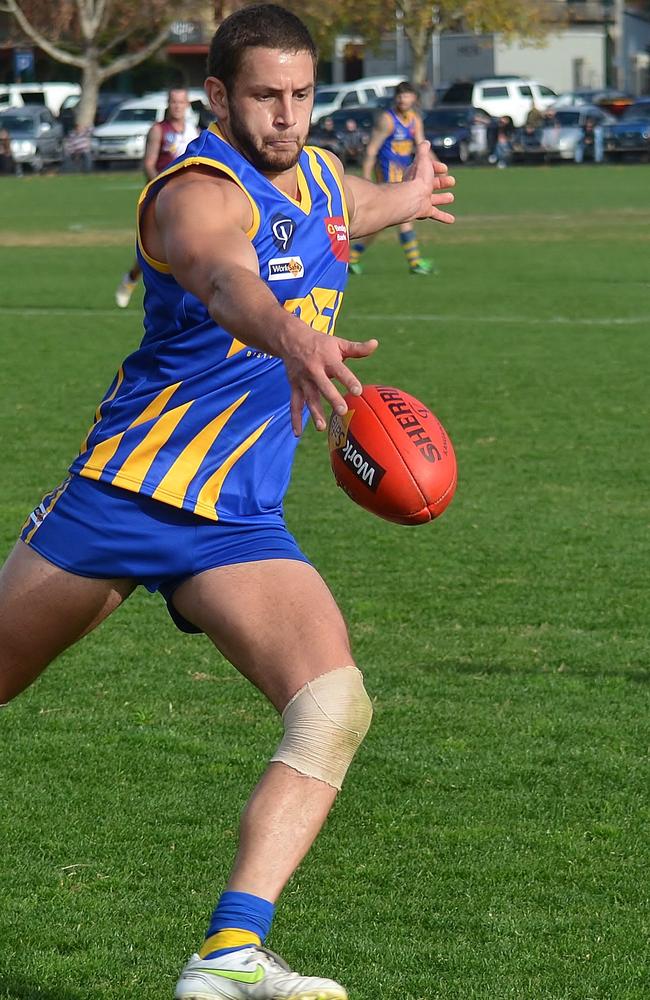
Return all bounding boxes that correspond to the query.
[328,385,457,525]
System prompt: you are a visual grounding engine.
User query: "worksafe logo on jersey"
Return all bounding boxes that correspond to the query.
[271,214,296,252]
[324,216,349,263]
[268,256,305,281]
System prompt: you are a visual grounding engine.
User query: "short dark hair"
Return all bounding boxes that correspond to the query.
[395,81,417,97]
[207,4,318,92]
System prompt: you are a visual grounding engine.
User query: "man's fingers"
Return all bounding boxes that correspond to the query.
[290,387,305,437]
[339,337,379,359]
[431,207,455,224]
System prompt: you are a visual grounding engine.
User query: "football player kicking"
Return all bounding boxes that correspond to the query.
[0,6,454,998]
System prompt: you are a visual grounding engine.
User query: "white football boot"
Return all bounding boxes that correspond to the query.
[174,945,348,1000]
[114,273,138,308]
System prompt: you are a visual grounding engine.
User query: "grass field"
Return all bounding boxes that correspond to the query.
[0,164,649,1000]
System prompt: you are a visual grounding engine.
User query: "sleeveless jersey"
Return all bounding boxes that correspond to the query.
[377,109,417,182]
[70,124,350,524]
[153,119,200,173]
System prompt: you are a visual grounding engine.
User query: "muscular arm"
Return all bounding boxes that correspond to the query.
[143,123,163,181]
[149,170,377,435]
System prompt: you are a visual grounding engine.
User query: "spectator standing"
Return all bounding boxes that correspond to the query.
[64,124,93,172]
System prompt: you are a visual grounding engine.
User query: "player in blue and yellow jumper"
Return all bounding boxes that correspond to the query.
[349,81,436,276]
[0,6,455,999]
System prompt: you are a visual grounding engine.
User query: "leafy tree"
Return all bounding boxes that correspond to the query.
[0,0,207,126]
[336,0,554,85]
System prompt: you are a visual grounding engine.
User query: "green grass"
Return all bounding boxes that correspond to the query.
[1,165,649,1000]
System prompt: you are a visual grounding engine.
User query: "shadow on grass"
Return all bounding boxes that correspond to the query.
[0,978,83,1000]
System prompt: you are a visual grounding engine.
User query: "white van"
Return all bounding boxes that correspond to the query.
[441,78,558,127]
[312,75,406,124]
[0,83,80,116]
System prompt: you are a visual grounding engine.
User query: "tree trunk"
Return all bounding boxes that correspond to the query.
[406,24,431,87]
[76,54,101,128]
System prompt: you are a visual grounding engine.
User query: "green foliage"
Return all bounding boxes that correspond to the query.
[1,165,649,999]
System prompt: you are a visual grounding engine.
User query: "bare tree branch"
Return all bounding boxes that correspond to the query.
[0,0,85,67]
[97,21,171,83]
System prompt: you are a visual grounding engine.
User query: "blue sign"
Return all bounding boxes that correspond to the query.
[14,49,34,77]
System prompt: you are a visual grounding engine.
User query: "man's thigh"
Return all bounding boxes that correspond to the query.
[172,559,353,712]
[0,542,134,703]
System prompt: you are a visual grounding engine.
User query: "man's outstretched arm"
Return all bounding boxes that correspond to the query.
[343,141,455,239]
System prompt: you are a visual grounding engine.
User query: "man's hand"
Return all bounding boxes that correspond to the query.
[403,141,455,224]
[281,329,379,436]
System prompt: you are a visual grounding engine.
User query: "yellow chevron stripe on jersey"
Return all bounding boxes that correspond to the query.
[304,147,333,216]
[111,398,194,492]
[317,148,349,227]
[193,417,272,519]
[151,392,249,506]
[226,337,248,359]
[80,382,183,480]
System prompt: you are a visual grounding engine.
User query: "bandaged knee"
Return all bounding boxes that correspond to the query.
[270,666,372,790]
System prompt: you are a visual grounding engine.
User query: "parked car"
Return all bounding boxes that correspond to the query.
[441,77,557,127]
[541,105,614,161]
[58,91,133,134]
[311,76,405,123]
[0,106,64,172]
[422,105,492,162]
[552,88,634,118]
[0,82,80,116]
[91,91,204,167]
[603,99,650,160]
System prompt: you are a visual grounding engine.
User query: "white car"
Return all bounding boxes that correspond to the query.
[311,76,406,124]
[541,105,614,160]
[91,92,206,167]
[441,77,558,128]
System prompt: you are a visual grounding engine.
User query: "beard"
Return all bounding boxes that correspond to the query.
[228,103,305,173]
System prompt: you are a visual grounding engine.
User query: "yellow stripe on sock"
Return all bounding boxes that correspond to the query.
[199,929,261,959]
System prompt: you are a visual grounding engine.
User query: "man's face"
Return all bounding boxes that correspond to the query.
[168,90,189,123]
[209,47,315,173]
[395,89,417,115]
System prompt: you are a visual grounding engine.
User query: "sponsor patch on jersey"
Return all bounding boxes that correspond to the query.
[268,256,305,281]
[271,215,296,252]
[324,216,349,263]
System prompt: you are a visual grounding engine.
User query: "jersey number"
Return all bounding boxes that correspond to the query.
[284,287,343,335]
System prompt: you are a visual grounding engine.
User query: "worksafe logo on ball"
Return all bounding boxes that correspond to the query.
[329,412,385,493]
[268,256,305,281]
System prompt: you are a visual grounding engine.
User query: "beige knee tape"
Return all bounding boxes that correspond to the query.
[270,666,372,790]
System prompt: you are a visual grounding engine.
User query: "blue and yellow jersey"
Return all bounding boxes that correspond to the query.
[70,124,350,524]
[377,109,417,182]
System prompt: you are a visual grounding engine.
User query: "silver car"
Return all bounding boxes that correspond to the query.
[0,106,64,172]
[541,105,614,161]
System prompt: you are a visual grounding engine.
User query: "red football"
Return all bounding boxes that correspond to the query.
[328,385,457,525]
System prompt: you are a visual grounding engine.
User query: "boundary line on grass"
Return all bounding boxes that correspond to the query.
[0,308,648,327]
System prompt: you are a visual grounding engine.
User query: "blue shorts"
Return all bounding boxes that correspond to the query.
[20,475,310,633]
